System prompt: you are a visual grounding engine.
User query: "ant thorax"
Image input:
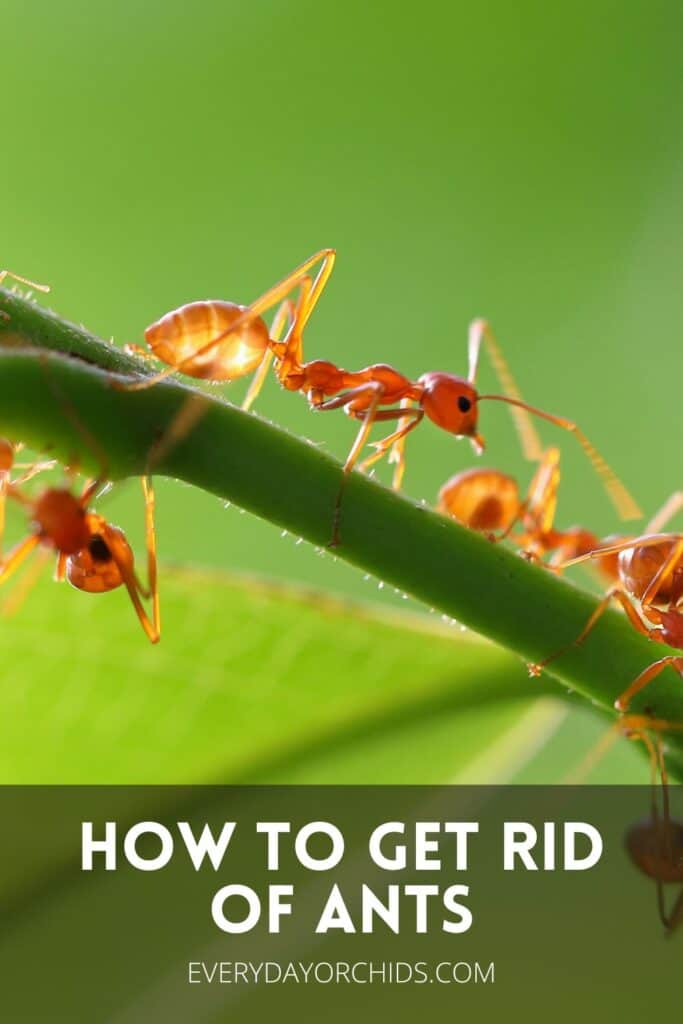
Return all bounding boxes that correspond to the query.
[620,541,683,605]
[33,488,90,554]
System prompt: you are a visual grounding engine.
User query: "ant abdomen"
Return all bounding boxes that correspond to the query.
[145,300,270,381]
[65,517,131,594]
[620,541,683,605]
[626,819,683,884]
[438,468,520,533]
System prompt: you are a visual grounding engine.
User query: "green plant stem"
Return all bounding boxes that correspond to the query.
[2,287,682,772]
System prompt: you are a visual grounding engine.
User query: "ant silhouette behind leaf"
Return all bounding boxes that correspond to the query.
[117,251,641,545]
[623,721,683,935]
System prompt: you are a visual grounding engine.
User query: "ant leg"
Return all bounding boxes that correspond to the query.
[667,889,683,935]
[124,343,157,362]
[276,252,336,379]
[646,492,683,533]
[0,270,50,293]
[387,399,424,491]
[316,383,387,474]
[119,248,335,392]
[616,656,683,713]
[641,538,683,606]
[316,382,385,548]
[108,523,160,644]
[78,477,105,508]
[468,319,544,461]
[141,475,160,641]
[2,547,50,616]
[477,393,642,521]
[0,534,40,585]
[13,459,57,484]
[524,447,561,535]
[0,472,8,560]
[559,532,683,570]
[242,297,296,412]
[528,587,648,676]
[358,407,424,487]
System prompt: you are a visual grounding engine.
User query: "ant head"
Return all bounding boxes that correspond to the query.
[66,515,131,594]
[33,488,90,555]
[418,373,484,453]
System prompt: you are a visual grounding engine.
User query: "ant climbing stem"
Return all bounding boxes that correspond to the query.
[529,517,683,711]
[117,250,640,546]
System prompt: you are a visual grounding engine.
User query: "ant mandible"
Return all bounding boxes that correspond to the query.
[0,473,160,643]
[437,446,622,579]
[118,250,641,523]
[530,492,683,713]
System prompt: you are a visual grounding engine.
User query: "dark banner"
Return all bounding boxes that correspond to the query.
[0,786,679,1022]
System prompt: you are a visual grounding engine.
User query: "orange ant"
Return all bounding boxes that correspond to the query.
[0,269,49,320]
[530,492,683,713]
[437,446,622,579]
[0,472,160,643]
[118,251,641,531]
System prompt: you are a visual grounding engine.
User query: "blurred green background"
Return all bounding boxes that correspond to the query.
[1,0,682,783]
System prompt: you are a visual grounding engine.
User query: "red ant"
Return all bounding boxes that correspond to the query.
[0,471,160,643]
[0,269,49,320]
[530,493,683,713]
[118,251,641,528]
[437,445,622,579]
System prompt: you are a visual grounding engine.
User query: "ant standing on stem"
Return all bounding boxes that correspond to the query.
[117,250,641,544]
[529,493,683,713]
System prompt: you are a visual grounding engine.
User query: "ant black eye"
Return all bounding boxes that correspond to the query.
[457,396,472,413]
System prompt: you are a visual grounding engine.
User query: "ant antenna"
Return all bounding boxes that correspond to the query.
[468,320,641,521]
[468,319,543,462]
[0,270,50,294]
